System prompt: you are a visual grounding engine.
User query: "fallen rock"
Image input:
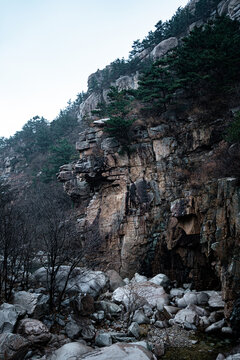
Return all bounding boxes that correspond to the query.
[133,310,150,325]
[112,282,167,308]
[96,301,122,317]
[128,322,140,339]
[49,342,93,360]
[205,319,225,333]
[207,291,225,308]
[0,333,29,360]
[65,321,82,340]
[174,305,199,326]
[133,273,148,283]
[77,343,156,359]
[149,273,170,289]
[0,303,24,334]
[95,332,112,347]
[17,318,51,344]
[13,291,49,318]
[33,267,108,298]
[106,270,125,291]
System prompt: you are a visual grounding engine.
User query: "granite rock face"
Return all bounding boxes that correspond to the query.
[59,109,240,318]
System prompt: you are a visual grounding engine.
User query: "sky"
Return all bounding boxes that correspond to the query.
[0,0,189,138]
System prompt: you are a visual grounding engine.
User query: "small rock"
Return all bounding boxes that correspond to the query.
[128,322,140,339]
[82,325,95,341]
[133,273,148,283]
[205,319,225,333]
[133,310,150,325]
[221,327,233,335]
[149,274,170,289]
[65,321,82,340]
[95,332,112,347]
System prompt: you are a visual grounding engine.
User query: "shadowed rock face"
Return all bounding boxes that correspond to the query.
[59,110,240,318]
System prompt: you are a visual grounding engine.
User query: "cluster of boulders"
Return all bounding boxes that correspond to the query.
[0,267,237,359]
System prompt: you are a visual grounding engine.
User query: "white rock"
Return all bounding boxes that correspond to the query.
[174,305,199,326]
[76,343,156,359]
[149,274,170,288]
[133,273,148,283]
[49,342,93,360]
[112,282,167,308]
[205,319,225,333]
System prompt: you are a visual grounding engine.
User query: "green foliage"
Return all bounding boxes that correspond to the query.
[97,87,135,145]
[174,16,240,92]
[136,16,240,115]
[41,139,78,183]
[226,112,240,143]
[137,57,181,113]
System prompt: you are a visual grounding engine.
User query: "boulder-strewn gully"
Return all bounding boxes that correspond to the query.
[0,268,237,359]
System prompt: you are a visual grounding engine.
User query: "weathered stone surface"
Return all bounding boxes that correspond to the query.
[208,291,225,308]
[133,310,150,325]
[95,332,112,347]
[174,305,200,326]
[0,303,23,334]
[33,267,108,298]
[77,343,156,359]
[13,291,49,317]
[205,319,225,333]
[49,342,93,360]
[128,322,140,338]
[149,273,170,289]
[96,301,121,317]
[106,270,125,291]
[0,333,29,360]
[17,318,51,344]
[65,321,82,339]
[112,282,167,308]
[150,37,178,60]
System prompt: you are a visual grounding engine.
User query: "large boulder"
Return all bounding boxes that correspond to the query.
[17,318,52,344]
[149,273,170,289]
[13,291,49,317]
[0,303,25,334]
[49,342,93,360]
[33,267,108,298]
[77,343,156,359]
[112,282,168,308]
[150,37,178,61]
[0,333,29,360]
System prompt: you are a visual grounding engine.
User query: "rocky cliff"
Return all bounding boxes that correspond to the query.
[58,101,240,318]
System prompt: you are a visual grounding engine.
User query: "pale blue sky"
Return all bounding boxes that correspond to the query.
[0,0,189,137]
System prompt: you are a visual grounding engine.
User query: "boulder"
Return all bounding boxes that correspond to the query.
[77,343,156,359]
[150,37,178,60]
[49,342,93,360]
[149,273,170,289]
[225,355,240,360]
[13,291,49,317]
[82,325,95,341]
[0,333,29,360]
[133,273,148,283]
[106,270,125,291]
[207,291,225,308]
[17,318,51,344]
[65,321,82,340]
[33,267,108,298]
[128,322,140,339]
[133,310,150,325]
[0,303,24,334]
[96,301,122,317]
[95,332,112,347]
[174,305,200,326]
[112,282,168,308]
[205,319,225,333]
